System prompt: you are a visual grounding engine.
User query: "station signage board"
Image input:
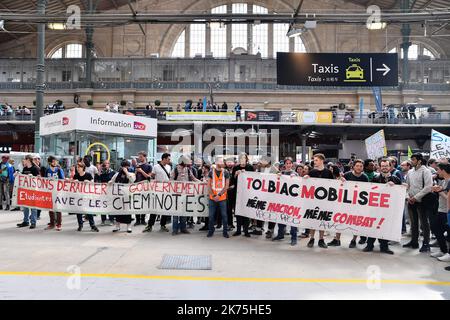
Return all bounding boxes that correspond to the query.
[245,111,280,122]
[277,52,398,87]
[40,108,157,138]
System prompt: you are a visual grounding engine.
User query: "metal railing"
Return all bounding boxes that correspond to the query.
[0,57,450,91]
[1,108,450,125]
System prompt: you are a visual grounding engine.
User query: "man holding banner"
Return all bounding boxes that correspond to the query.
[363,158,401,255]
[305,153,334,249]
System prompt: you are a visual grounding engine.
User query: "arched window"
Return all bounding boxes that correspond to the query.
[231,3,248,51]
[295,37,306,53]
[273,24,290,56]
[389,43,438,60]
[49,43,84,59]
[169,3,307,58]
[172,30,185,58]
[211,5,227,58]
[190,24,206,57]
[252,5,268,57]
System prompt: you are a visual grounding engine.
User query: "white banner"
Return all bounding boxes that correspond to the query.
[365,129,387,160]
[11,174,208,216]
[236,172,406,241]
[431,129,450,160]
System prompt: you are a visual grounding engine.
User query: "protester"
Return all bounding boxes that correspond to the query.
[134,151,152,226]
[0,155,14,211]
[232,153,254,237]
[171,155,198,235]
[328,159,369,248]
[44,156,65,231]
[363,158,401,254]
[272,157,299,246]
[400,160,412,234]
[429,163,450,262]
[33,154,46,220]
[252,155,279,238]
[207,157,230,238]
[96,160,116,226]
[110,160,136,233]
[83,155,98,179]
[16,155,40,229]
[144,153,171,233]
[304,153,334,249]
[73,162,99,232]
[404,153,433,252]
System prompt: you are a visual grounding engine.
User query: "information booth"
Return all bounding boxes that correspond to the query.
[40,108,157,172]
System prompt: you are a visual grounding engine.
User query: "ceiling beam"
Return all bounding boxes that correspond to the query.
[127,0,146,35]
[0,3,35,32]
[431,22,449,35]
[56,0,69,10]
[419,0,434,9]
[109,0,119,10]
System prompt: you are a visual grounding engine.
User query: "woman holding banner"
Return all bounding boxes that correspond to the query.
[110,160,136,233]
[72,162,99,233]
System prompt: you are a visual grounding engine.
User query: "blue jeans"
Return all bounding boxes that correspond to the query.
[77,214,95,227]
[172,216,187,232]
[277,224,298,241]
[23,207,37,225]
[208,199,228,235]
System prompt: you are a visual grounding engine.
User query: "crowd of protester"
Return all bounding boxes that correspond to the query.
[3,150,450,272]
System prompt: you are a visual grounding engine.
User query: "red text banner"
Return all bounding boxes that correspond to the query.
[12,174,208,216]
[235,172,406,241]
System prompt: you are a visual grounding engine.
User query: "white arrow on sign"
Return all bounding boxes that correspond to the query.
[376,64,391,76]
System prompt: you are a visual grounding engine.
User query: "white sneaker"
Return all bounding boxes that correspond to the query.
[430,251,445,258]
[437,253,450,262]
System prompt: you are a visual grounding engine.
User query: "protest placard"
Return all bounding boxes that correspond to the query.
[11,174,208,217]
[365,130,387,160]
[431,129,450,160]
[235,172,406,241]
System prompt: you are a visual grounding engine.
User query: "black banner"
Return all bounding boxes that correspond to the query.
[277,52,398,87]
[245,111,280,122]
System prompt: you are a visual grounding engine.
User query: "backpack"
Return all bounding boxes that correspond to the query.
[174,166,193,181]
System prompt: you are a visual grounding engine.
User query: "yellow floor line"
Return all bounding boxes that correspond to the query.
[0,271,449,287]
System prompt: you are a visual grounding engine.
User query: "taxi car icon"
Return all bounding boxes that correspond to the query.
[346,64,364,80]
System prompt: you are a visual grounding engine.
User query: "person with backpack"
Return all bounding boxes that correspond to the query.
[44,156,65,231]
[96,160,116,226]
[143,153,172,233]
[170,155,199,235]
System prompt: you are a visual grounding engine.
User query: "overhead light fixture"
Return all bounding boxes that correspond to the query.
[367,22,387,30]
[287,27,306,38]
[0,20,5,31]
[48,23,66,30]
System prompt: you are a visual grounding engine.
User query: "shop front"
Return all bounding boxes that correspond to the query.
[39,108,157,172]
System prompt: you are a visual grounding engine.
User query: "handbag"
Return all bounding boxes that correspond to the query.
[421,169,438,209]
